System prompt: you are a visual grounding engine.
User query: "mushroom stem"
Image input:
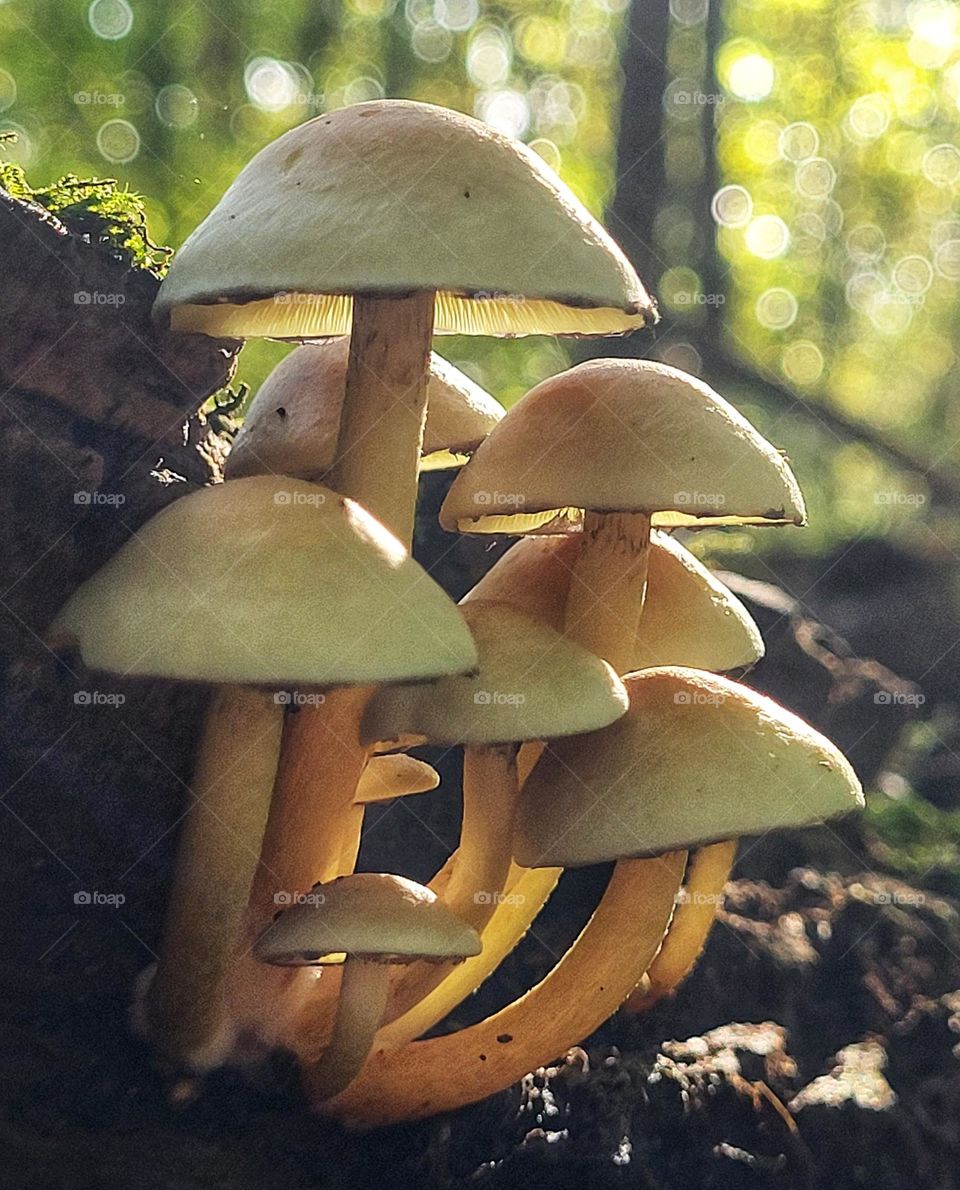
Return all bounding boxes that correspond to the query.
[360,863,561,1052]
[228,687,370,1038]
[311,958,391,1102]
[329,291,437,548]
[143,685,284,1071]
[381,743,520,1022]
[562,511,651,674]
[623,838,737,1013]
[313,851,686,1124]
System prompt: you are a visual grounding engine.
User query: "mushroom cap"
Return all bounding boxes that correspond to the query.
[354,754,441,804]
[254,873,482,965]
[463,532,764,672]
[154,100,655,339]
[361,599,629,747]
[440,359,806,533]
[225,342,504,482]
[51,476,477,686]
[514,667,863,868]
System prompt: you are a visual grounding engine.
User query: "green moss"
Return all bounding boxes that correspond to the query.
[0,157,170,275]
[865,792,960,896]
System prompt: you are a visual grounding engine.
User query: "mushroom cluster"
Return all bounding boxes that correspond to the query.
[50,100,863,1125]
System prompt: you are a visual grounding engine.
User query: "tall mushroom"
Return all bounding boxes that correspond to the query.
[225,341,505,483]
[320,669,861,1125]
[154,100,656,548]
[441,358,804,674]
[49,476,476,1071]
[156,103,653,986]
[438,358,805,1024]
[255,873,480,1100]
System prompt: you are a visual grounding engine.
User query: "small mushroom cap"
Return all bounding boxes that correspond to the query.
[51,476,477,686]
[361,599,629,747]
[515,667,863,868]
[254,873,482,965]
[440,359,806,534]
[354,754,441,804]
[154,100,654,339]
[463,532,764,672]
[225,342,505,481]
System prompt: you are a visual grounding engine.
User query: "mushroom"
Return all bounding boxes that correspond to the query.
[287,599,626,1063]
[49,476,477,1071]
[255,873,480,1100]
[433,359,803,1036]
[155,100,655,547]
[225,341,505,482]
[354,754,440,805]
[514,667,863,868]
[358,598,628,1019]
[464,530,764,673]
[320,669,861,1125]
[441,358,804,673]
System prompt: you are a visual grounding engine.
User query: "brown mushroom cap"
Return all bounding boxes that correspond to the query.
[50,476,478,687]
[361,599,629,747]
[154,100,655,339]
[463,532,764,672]
[254,873,482,965]
[440,359,806,534]
[225,342,504,481]
[514,667,863,868]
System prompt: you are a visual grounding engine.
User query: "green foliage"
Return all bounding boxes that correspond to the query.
[864,792,960,897]
[0,157,169,273]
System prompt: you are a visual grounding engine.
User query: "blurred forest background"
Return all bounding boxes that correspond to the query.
[4,0,960,556]
[5,0,960,871]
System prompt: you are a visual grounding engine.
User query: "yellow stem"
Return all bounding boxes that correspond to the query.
[381,744,520,1023]
[315,851,686,1125]
[329,291,436,549]
[227,687,370,1042]
[142,686,283,1071]
[624,838,737,1013]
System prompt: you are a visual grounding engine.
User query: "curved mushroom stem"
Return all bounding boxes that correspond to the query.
[362,863,561,1052]
[227,686,370,1040]
[313,851,686,1125]
[623,838,737,1014]
[310,957,391,1102]
[330,291,437,548]
[381,743,520,1022]
[141,685,283,1072]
